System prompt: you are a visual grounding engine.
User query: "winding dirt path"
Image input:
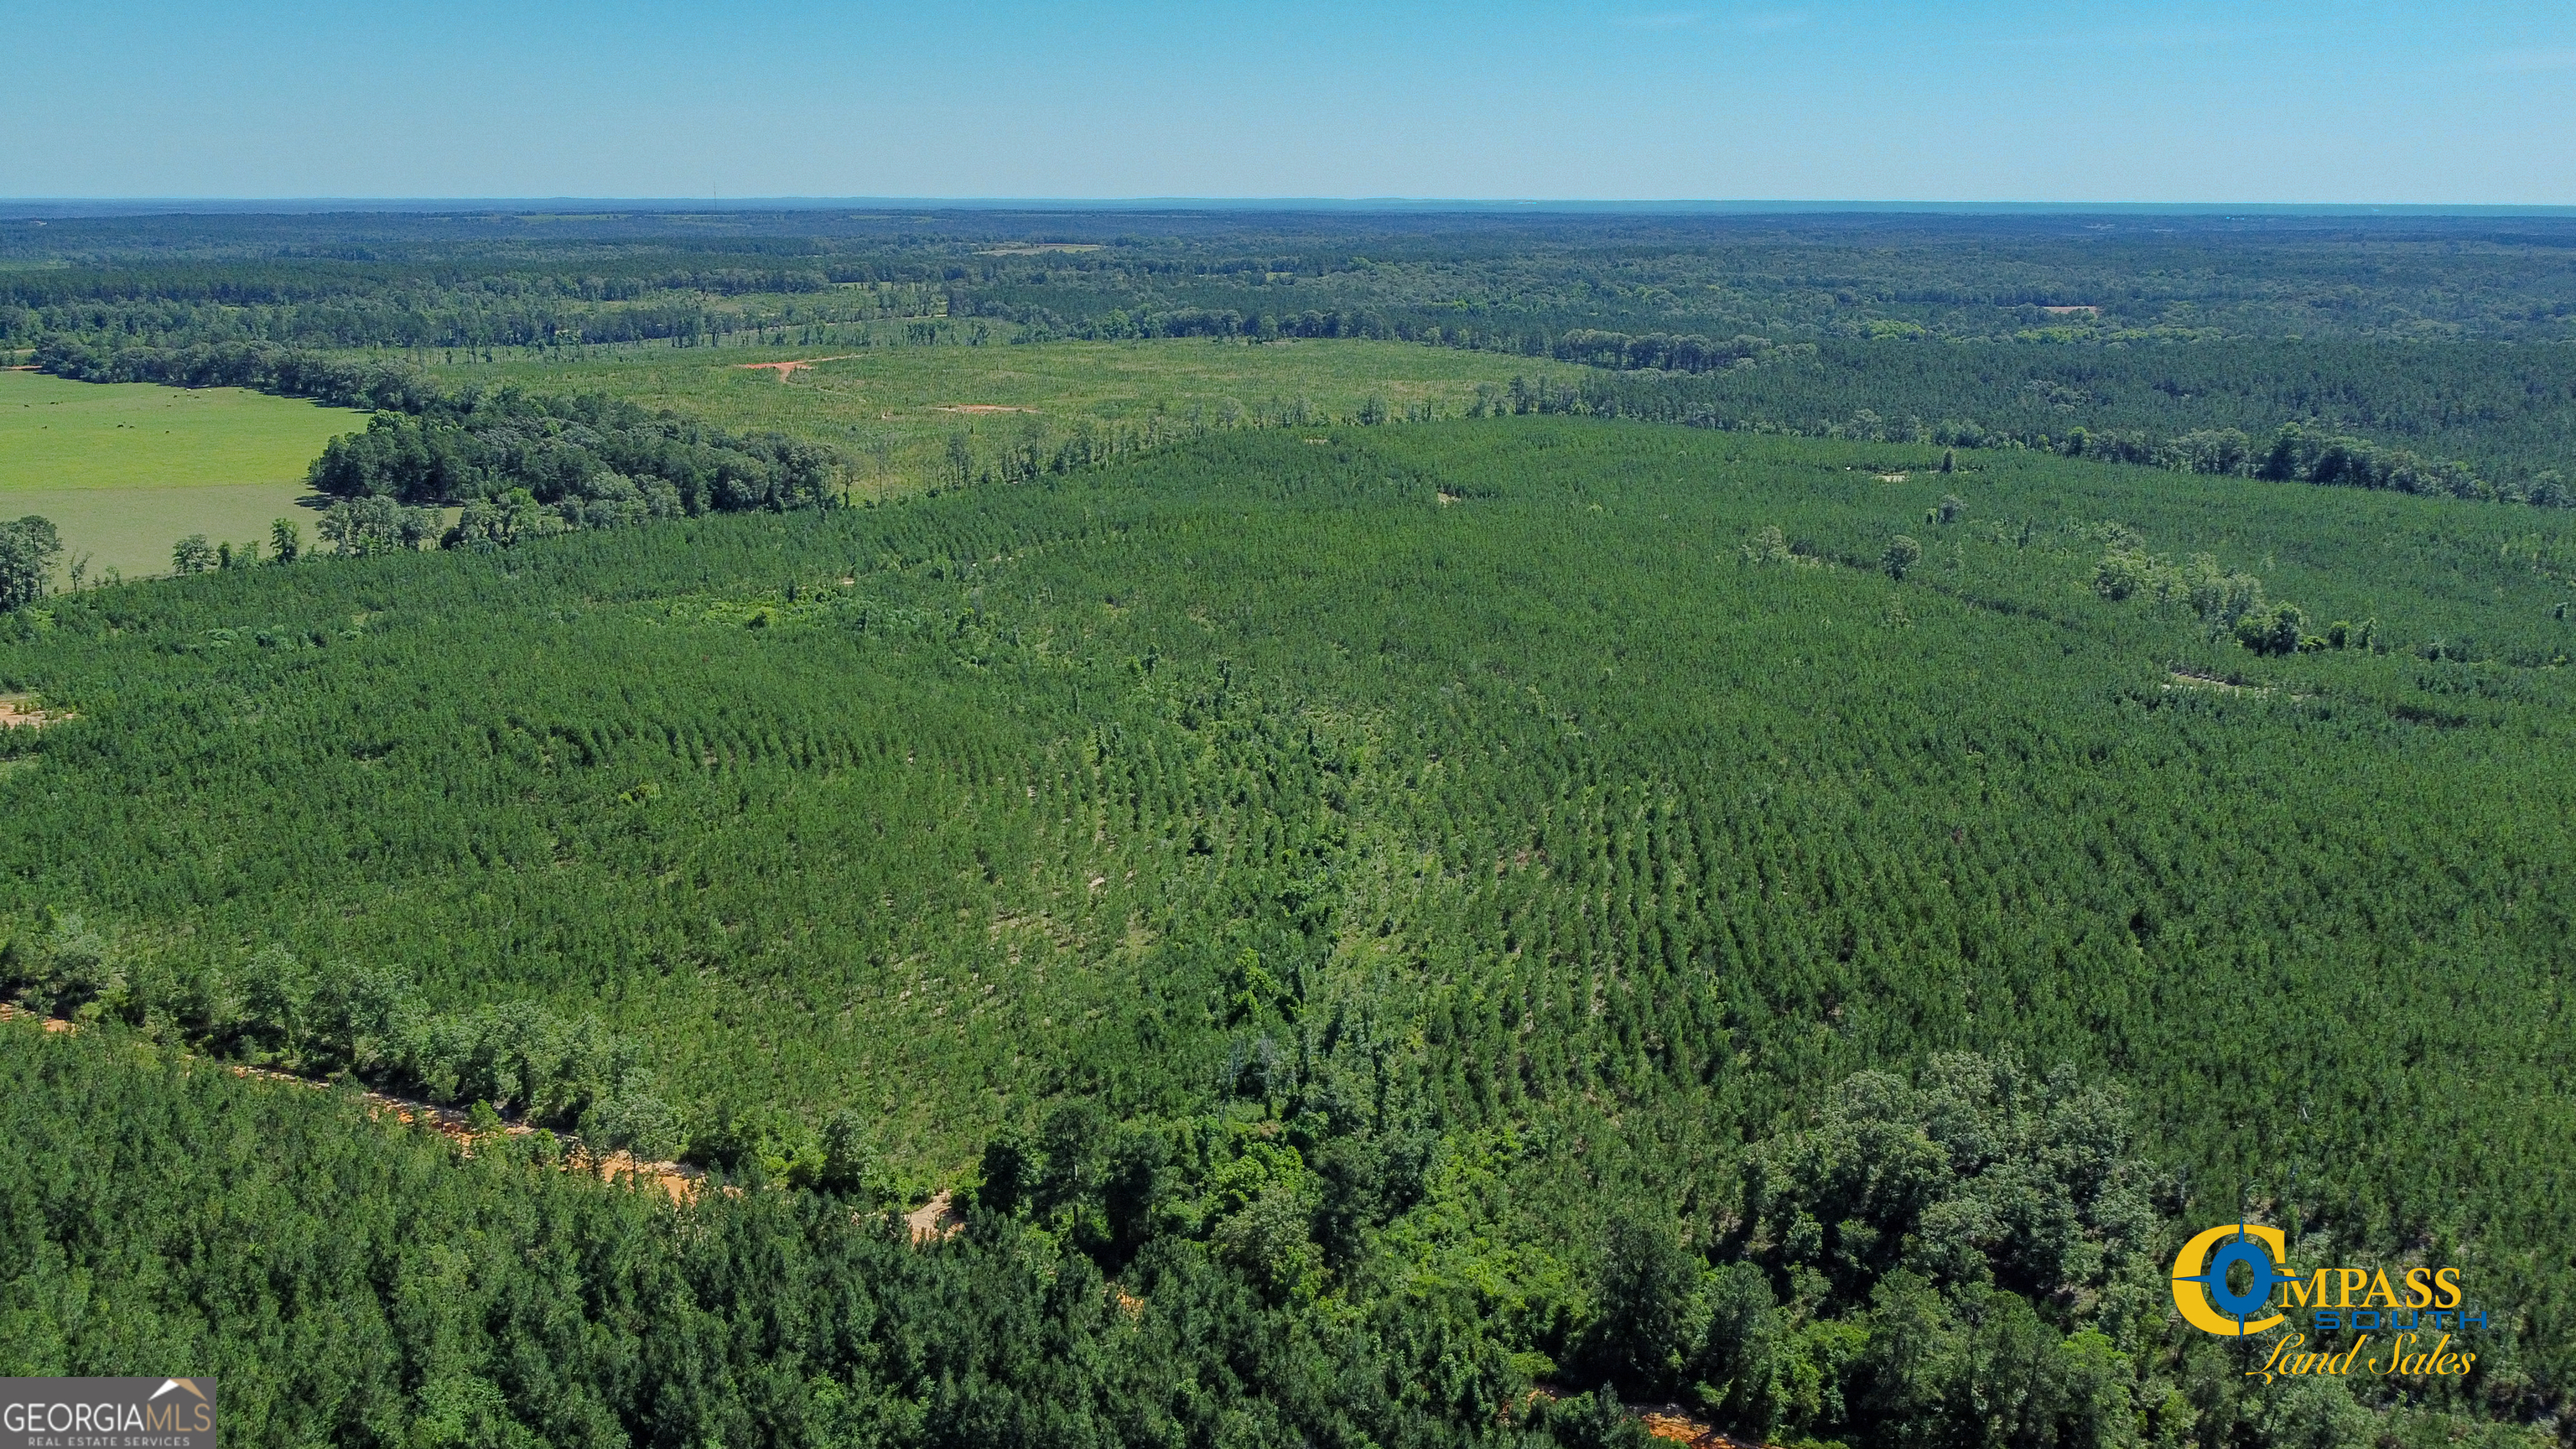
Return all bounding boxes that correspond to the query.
[0,1003,707,1200]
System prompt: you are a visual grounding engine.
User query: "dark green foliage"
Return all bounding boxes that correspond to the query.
[1530,1387,1653,1449]
[18,210,2576,511]
[305,391,835,518]
[0,516,62,611]
[0,418,2568,1446]
[2237,602,2311,657]
[1528,1057,2176,1446]
[34,336,439,412]
[1731,1058,2158,1315]
[1581,1216,1702,1393]
[1,931,666,1144]
[1547,1057,2386,1449]
[0,1024,1551,1449]
[1486,361,2571,509]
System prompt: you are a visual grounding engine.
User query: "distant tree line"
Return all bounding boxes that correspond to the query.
[988,301,1796,378]
[36,336,439,410]
[1472,370,2571,509]
[963,293,2576,508]
[3,256,946,351]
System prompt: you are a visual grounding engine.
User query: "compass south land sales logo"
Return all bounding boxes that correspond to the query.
[2170,1221,2485,1385]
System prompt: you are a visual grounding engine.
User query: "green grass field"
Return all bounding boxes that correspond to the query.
[1,368,359,579]
[415,336,1558,494]
[4,484,316,584]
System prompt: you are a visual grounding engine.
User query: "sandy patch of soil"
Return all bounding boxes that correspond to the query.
[906,1189,965,1243]
[2165,669,2268,694]
[2041,305,2100,315]
[0,695,68,730]
[1516,1389,1774,1448]
[1635,1405,1770,1448]
[933,404,1035,414]
[735,356,858,379]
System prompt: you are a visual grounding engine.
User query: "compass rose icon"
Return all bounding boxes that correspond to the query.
[2171,1220,2296,1336]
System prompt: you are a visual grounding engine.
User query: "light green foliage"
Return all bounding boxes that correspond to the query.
[2093,540,2268,628]
[1737,523,1813,567]
[2238,600,2310,657]
[9,210,2576,1446]
[413,337,1545,496]
[816,1106,878,1197]
[2090,534,2391,657]
[0,419,2569,1445]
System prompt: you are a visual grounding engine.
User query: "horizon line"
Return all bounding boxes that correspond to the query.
[7,196,2576,219]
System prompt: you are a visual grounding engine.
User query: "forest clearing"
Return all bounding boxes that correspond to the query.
[405,335,1550,492]
[0,367,344,578]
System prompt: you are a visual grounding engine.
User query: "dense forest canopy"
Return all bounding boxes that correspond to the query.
[2,208,2572,1447]
[8,208,2575,342]
[10,208,2575,508]
[3,414,2572,1446]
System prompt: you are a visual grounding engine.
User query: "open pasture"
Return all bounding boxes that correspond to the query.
[0,367,351,578]
[413,335,1553,493]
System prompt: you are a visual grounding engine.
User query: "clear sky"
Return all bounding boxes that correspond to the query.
[4,0,2570,203]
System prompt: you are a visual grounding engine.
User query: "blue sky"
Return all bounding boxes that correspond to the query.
[4,0,2570,201]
